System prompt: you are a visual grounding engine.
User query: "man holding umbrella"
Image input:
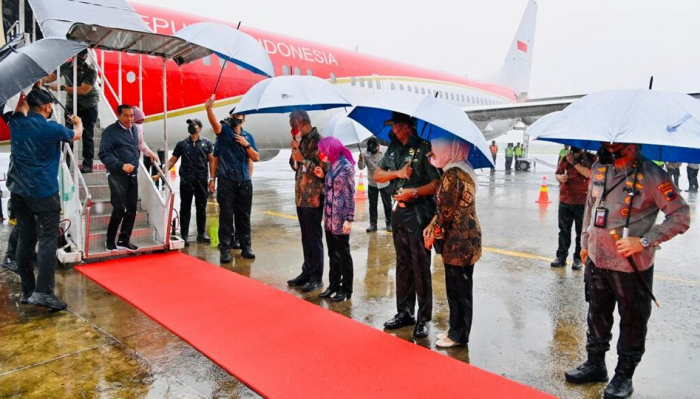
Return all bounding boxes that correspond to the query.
[566,142,689,398]
[375,112,440,338]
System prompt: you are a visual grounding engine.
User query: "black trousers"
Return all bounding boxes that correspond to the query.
[11,193,60,295]
[585,260,653,375]
[107,172,139,244]
[68,105,98,168]
[393,203,433,322]
[668,168,680,186]
[687,166,698,190]
[296,205,324,281]
[325,232,353,293]
[556,203,585,261]
[367,185,392,226]
[218,179,253,251]
[180,178,208,240]
[491,154,497,170]
[445,264,474,345]
[5,224,18,260]
[505,156,513,170]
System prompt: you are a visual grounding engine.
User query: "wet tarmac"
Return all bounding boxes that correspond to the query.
[1,152,698,398]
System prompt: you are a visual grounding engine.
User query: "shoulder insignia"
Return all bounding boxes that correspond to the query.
[636,173,644,181]
[597,167,607,172]
[409,148,415,156]
[595,174,605,181]
[657,181,678,201]
[620,208,629,217]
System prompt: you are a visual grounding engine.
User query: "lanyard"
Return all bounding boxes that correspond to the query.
[601,166,635,203]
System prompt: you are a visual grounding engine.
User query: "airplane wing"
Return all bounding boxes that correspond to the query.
[464,93,700,125]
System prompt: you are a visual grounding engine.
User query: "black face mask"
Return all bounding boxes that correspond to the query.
[597,145,631,165]
[230,117,243,128]
[367,141,378,154]
[187,125,198,134]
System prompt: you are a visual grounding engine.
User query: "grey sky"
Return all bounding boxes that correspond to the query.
[134,0,699,98]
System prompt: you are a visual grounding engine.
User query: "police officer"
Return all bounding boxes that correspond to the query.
[376,112,440,338]
[7,88,83,310]
[551,147,596,270]
[163,118,214,246]
[205,100,259,262]
[358,137,392,232]
[45,50,99,174]
[566,143,690,399]
[505,143,514,171]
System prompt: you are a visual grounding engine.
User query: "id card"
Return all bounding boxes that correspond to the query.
[302,164,307,173]
[594,207,608,228]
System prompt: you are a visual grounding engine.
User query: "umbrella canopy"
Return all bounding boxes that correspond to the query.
[174,22,274,78]
[529,90,700,162]
[322,113,373,147]
[234,75,352,115]
[348,91,494,169]
[0,37,87,106]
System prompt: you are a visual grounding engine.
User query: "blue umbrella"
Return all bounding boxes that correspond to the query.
[348,91,493,169]
[528,90,700,162]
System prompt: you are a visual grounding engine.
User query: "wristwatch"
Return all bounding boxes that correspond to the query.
[412,188,419,199]
[245,144,252,149]
[209,178,215,181]
[640,236,651,248]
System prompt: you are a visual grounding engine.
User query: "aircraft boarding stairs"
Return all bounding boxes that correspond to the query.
[57,104,184,264]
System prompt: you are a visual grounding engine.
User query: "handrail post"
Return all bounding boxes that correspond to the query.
[138,54,143,110]
[162,59,168,162]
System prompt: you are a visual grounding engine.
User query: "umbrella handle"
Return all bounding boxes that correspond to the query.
[212,59,228,99]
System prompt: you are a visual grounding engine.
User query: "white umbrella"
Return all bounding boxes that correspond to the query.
[234,75,352,115]
[528,89,700,162]
[348,91,493,169]
[322,113,373,148]
[174,22,275,96]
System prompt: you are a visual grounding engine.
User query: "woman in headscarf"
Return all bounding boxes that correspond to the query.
[314,137,356,301]
[423,136,482,348]
[132,106,159,163]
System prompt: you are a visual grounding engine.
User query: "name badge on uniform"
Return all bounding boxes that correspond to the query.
[594,207,608,228]
[302,164,307,173]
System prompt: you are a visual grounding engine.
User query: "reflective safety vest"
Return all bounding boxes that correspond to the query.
[505,147,514,157]
[559,149,568,158]
[653,160,665,167]
[515,147,523,156]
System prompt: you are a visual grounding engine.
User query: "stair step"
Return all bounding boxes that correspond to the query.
[89,211,149,231]
[88,226,156,246]
[89,199,142,216]
[86,237,164,259]
[82,171,108,186]
[81,184,110,200]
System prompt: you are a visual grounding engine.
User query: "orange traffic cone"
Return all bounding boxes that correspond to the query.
[535,176,551,204]
[355,172,368,200]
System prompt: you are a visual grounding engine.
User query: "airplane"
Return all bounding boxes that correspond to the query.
[2,0,541,162]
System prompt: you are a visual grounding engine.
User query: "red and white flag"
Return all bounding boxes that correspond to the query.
[517,40,528,53]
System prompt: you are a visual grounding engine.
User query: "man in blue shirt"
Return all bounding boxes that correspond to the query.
[99,104,141,252]
[205,100,260,262]
[7,88,83,311]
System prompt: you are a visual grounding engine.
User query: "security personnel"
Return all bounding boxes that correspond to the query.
[358,137,392,232]
[566,143,690,399]
[7,88,83,310]
[205,100,260,262]
[505,143,514,171]
[489,140,498,171]
[514,142,523,167]
[376,112,440,338]
[45,50,99,173]
[163,118,215,246]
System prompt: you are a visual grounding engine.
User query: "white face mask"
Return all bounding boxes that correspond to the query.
[135,123,144,136]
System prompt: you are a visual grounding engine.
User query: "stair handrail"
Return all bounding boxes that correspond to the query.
[88,50,121,105]
[62,143,92,213]
[139,159,174,247]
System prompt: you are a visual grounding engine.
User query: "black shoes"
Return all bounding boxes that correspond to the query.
[220,250,232,263]
[20,292,31,304]
[565,359,609,384]
[386,224,392,232]
[28,292,68,311]
[366,224,378,233]
[331,291,352,301]
[79,165,93,174]
[551,258,566,268]
[183,239,190,247]
[319,287,337,298]
[287,273,310,287]
[117,241,139,252]
[1,257,18,274]
[106,241,118,251]
[302,280,323,292]
[572,259,584,270]
[231,240,242,250]
[241,248,256,259]
[197,234,211,244]
[383,313,416,330]
[604,374,634,399]
[413,321,430,338]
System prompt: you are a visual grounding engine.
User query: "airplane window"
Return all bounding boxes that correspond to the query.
[399,84,404,90]
[351,77,356,86]
[330,72,336,83]
[407,86,412,92]
[307,69,313,76]
[414,86,419,93]
[376,81,382,90]
[359,78,365,87]
[461,94,465,102]
[294,67,301,75]
[368,79,373,89]
[282,65,290,76]
[391,82,396,90]
[421,88,426,95]
[439,92,443,99]
[203,56,211,66]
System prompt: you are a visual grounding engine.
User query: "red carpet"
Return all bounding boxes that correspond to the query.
[76,252,553,399]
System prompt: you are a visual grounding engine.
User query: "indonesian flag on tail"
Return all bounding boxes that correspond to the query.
[517,40,528,53]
